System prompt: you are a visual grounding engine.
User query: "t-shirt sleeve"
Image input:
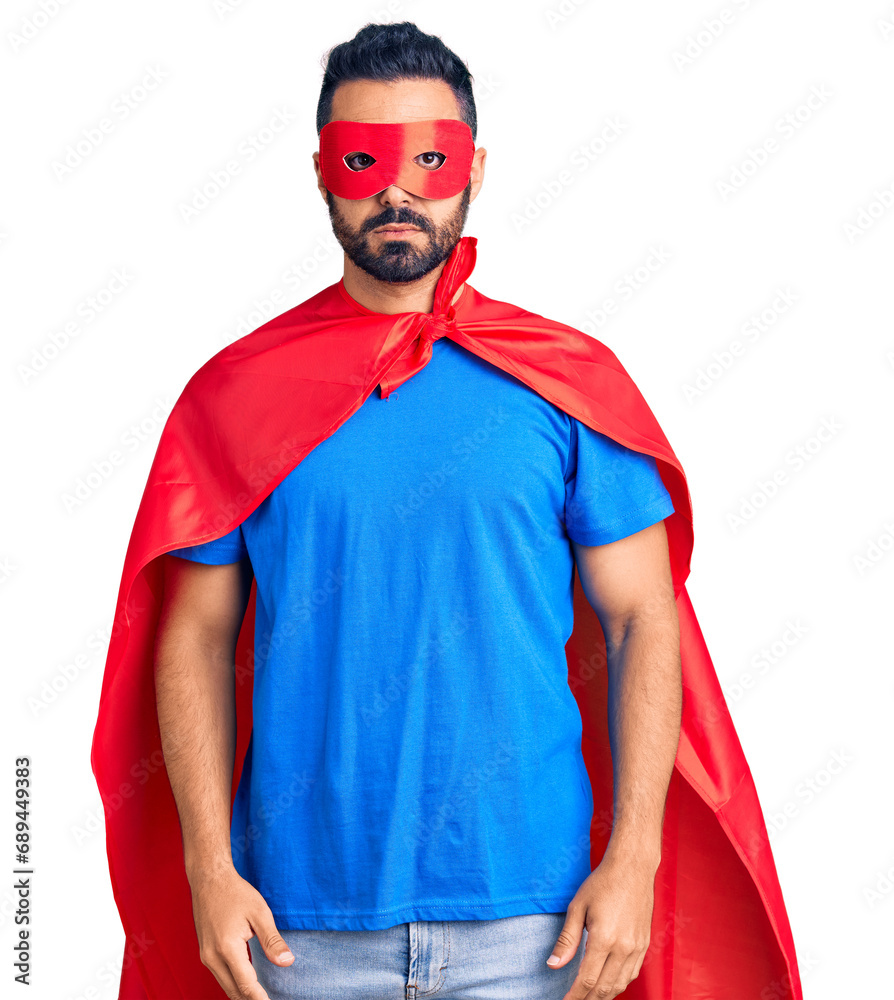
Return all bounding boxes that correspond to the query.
[166,522,249,565]
[564,418,675,546]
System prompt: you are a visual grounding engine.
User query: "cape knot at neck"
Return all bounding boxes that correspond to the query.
[421,314,456,343]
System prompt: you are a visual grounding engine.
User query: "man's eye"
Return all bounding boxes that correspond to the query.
[344,152,376,171]
[415,151,446,170]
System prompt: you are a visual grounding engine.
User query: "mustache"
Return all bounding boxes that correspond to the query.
[361,209,432,234]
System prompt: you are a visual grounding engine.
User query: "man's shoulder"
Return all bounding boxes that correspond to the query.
[463,283,628,373]
[182,280,344,390]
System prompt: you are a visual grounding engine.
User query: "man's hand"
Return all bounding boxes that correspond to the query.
[190,866,295,1000]
[547,855,655,999]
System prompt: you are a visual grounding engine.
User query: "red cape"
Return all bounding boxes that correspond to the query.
[91,236,802,999]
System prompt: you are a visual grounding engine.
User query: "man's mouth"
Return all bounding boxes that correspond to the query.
[373,224,423,236]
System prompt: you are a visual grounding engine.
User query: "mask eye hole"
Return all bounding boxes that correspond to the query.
[344,152,376,171]
[415,151,446,170]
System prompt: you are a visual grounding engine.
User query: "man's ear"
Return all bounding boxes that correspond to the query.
[312,150,330,204]
[469,146,487,203]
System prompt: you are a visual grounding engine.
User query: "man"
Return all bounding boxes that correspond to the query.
[92,20,802,1000]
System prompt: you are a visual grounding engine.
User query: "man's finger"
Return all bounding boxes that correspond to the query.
[546,908,585,968]
[250,910,295,967]
[616,950,644,992]
[217,944,271,1000]
[588,950,631,999]
[562,941,610,1000]
[629,944,649,982]
[201,957,246,1000]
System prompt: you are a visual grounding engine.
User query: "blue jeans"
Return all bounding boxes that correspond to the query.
[248,912,586,999]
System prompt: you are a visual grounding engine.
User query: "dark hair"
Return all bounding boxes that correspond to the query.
[316,22,477,142]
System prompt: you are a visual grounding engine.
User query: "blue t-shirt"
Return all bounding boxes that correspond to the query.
[167,335,674,931]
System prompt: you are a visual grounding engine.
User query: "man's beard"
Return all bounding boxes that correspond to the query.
[326,183,471,284]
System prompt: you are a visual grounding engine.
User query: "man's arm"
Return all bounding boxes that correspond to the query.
[571,518,682,868]
[154,554,253,880]
[547,519,681,997]
[155,554,295,998]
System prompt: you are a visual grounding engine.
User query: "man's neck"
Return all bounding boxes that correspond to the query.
[341,256,463,315]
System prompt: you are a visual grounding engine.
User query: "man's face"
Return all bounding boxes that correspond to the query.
[314,78,486,284]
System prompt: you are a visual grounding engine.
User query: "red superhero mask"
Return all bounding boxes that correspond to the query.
[319,118,475,200]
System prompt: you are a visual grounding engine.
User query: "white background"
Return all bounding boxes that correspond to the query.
[3,0,894,996]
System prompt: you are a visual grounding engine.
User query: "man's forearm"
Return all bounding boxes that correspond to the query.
[602,607,682,870]
[154,637,238,883]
